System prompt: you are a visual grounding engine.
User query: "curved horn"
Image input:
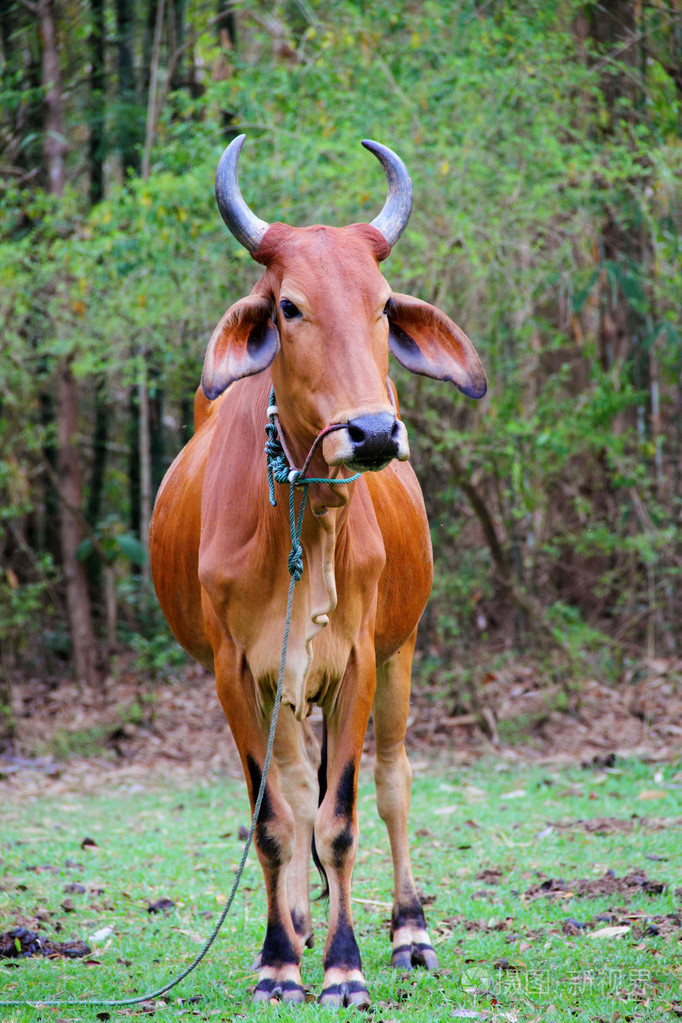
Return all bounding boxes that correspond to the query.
[362,140,413,248]
[215,134,269,253]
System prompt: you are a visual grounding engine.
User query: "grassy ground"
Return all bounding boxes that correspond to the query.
[1,756,681,1022]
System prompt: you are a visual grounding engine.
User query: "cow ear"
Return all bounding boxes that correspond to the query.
[201,294,279,400]
[387,293,487,399]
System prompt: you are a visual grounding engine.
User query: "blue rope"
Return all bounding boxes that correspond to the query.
[265,417,289,504]
[265,388,361,508]
[0,393,361,1012]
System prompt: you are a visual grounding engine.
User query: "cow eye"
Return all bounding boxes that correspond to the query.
[280,298,301,320]
[383,297,397,319]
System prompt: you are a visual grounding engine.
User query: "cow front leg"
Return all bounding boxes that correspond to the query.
[315,642,375,1008]
[374,632,439,971]
[213,644,306,1004]
[273,707,319,953]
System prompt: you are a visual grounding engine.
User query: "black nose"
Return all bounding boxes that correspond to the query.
[346,413,401,466]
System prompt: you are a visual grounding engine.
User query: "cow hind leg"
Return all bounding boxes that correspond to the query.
[213,646,306,1004]
[374,632,439,971]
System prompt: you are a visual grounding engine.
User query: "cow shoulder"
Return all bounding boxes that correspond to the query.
[365,461,433,663]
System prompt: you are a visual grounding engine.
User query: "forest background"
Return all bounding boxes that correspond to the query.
[1,0,681,748]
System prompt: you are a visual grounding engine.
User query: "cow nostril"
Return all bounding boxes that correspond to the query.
[345,413,399,464]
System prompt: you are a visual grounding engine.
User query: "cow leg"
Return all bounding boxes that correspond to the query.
[315,641,375,1008]
[273,707,319,952]
[213,645,306,1005]
[249,709,318,972]
[374,631,439,971]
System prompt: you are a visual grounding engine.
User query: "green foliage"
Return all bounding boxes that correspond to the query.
[77,524,146,568]
[128,628,188,680]
[0,555,60,677]
[1,0,682,682]
[115,577,188,679]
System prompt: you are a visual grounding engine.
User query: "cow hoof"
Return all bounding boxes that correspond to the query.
[253,978,306,1004]
[390,945,413,970]
[319,981,371,1009]
[412,943,439,970]
[391,942,439,971]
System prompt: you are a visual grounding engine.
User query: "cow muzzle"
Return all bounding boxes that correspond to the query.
[322,412,410,472]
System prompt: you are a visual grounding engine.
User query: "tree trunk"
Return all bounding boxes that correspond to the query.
[38,0,65,197]
[39,0,99,685]
[86,380,109,610]
[143,0,160,95]
[39,389,61,561]
[138,0,165,574]
[170,0,185,90]
[116,0,141,176]
[104,564,118,658]
[142,0,166,180]
[89,0,106,204]
[150,378,165,493]
[217,2,237,49]
[57,359,99,684]
[128,386,141,541]
[138,363,152,582]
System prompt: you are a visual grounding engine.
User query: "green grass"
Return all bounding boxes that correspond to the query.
[1,757,681,1021]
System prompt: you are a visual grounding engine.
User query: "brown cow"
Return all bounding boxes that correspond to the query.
[150,136,486,1007]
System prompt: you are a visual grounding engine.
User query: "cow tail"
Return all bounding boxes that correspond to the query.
[312,713,330,900]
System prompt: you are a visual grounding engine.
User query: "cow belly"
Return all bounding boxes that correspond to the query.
[150,429,215,671]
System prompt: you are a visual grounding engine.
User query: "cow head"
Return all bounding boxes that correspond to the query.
[202,136,486,475]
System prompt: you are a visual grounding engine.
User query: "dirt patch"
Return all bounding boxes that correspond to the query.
[2,655,681,793]
[475,868,505,885]
[0,926,91,960]
[442,909,681,942]
[523,870,667,900]
[3,663,243,789]
[413,659,682,763]
[628,912,682,939]
[552,815,682,835]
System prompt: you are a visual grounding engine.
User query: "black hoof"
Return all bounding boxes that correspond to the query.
[391,942,439,971]
[390,945,413,969]
[253,978,306,1004]
[319,980,371,1008]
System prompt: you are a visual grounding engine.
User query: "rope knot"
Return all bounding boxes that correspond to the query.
[288,542,304,581]
[265,418,291,504]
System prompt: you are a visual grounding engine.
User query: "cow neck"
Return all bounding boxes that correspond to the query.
[263,388,361,720]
